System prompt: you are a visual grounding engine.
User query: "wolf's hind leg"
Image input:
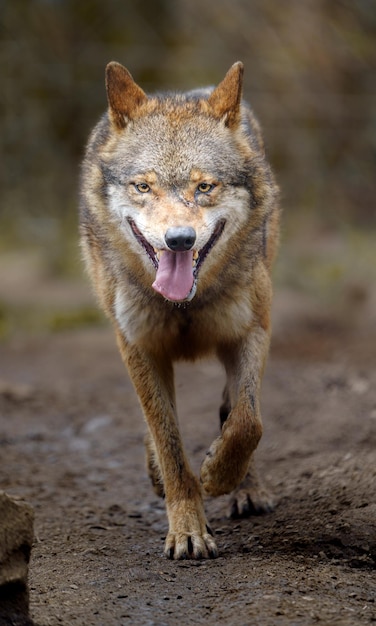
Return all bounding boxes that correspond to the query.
[219,384,231,428]
[228,456,274,518]
[145,432,165,498]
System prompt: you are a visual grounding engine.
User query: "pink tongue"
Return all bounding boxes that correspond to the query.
[152,250,194,301]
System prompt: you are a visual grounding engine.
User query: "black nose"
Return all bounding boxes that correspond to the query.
[165,226,196,252]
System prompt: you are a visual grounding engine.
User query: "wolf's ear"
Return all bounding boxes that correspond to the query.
[208,62,244,128]
[106,62,148,129]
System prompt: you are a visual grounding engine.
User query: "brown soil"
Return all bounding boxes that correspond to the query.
[0,289,375,625]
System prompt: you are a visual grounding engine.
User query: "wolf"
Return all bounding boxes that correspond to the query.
[79,61,280,560]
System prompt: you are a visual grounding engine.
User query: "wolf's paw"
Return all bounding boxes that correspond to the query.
[229,485,275,518]
[200,436,249,497]
[227,466,275,518]
[165,497,218,560]
[165,527,218,560]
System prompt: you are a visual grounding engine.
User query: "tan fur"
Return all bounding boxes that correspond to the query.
[79,62,280,559]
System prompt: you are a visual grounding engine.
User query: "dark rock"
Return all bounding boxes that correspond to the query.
[0,492,34,625]
[0,492,34,586]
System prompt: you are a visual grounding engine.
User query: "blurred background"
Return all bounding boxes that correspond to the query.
[0,0,375,338]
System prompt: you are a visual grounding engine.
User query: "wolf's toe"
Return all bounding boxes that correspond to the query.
[229,488,275,519]
[164,531,218,560]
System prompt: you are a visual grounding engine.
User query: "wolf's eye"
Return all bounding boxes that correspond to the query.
[197,182,215,194]
[134,183,150,193]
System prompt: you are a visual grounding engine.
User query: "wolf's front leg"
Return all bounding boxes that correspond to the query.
[116,331,218,560]
[219,393,274,516]
[200,325,270,497]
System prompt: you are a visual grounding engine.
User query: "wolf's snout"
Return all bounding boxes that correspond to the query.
[165,226,196,252]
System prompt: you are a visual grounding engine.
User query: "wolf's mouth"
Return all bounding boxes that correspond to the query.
[128,218,225,302]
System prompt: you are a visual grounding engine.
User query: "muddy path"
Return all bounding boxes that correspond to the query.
[0,299,375,625]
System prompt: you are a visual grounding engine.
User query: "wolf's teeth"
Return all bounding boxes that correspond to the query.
[193,250,199,260]
[155,249,162,260]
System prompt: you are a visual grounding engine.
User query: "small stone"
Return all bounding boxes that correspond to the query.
[0,491,34,586]
[0,492,34,624]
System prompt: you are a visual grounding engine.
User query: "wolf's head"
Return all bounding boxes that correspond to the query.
[94,62,272,303]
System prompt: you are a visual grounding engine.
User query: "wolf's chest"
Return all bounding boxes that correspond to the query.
[114,281,254,357]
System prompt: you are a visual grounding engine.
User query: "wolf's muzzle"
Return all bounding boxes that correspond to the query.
[164,226,196,252]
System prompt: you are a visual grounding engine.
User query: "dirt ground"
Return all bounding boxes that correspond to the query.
[0,282,375,625]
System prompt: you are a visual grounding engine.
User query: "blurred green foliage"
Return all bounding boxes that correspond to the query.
[0,300,104,339]
[0,0,375,269]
